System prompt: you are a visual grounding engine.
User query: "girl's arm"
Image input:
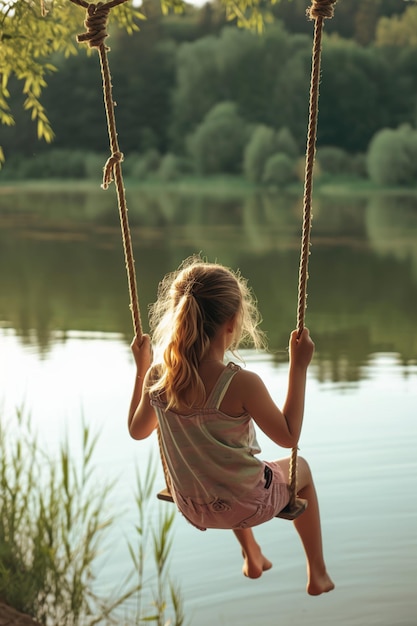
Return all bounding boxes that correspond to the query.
[240,328,314,449]
[128,335,158,440]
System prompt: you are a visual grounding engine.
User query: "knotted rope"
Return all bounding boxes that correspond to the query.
[70,0,142,340]
[288,0,337,510]
[71,0,174,495]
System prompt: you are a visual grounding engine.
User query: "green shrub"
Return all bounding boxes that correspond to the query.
[316,146,350,176]
[129,149,161,180]
[275,127,300,160]
[0,150,109,181]
[0,153,23,180]
[138,126,159,153]
[349,152,368,179]
[367,124,417,185]
[122,151,141,177]
[243,125,277,183]
[157,153,183,182]
[186,101,248,175]
[262,152,297,186]
[24,150,86,180]
[84,152,108,181]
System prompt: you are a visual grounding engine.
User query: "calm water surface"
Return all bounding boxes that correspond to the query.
[0,186,416,625]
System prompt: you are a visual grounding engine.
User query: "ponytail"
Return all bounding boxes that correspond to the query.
[161,293,209,409]
[149,256,266,410]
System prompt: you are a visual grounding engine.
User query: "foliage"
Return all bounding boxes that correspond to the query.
[366,124,417,186]
[127,459,185,626]
[318,36,402,153]
[25,149,85,179]
[1,0,417,176]
[221,0,275,33]
[127,148,161,180]
[272,0,409,45]
[262,152,296,186]
[0,0,143,164]
[84,152,109,181]
[349,152,368,179]
[0,0,293,164]
[186,101,249,175]
[164,0,276,31]
[0,410,120,623]
[170,34,224,152]
[316,146,350,176]
[375,4,417,47]
[157,152,184,181]
[0,409,184,625]
[0,149,103,180]
[170,23,310,152]
[275,126,300,159]
[243,124,278,183]
[316,146,368,180]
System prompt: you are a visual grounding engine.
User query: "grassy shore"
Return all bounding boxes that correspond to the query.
[1,173,416,198]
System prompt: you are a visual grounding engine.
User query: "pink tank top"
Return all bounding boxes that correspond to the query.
[150,363,263,504]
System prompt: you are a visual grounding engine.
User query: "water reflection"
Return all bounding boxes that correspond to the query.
[0,187,416,379]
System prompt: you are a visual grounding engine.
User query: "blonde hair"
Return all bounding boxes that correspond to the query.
[149,255,265,410]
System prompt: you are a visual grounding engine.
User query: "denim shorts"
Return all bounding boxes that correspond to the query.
[172,461,290,531]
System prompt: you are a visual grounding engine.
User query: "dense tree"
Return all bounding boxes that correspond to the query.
[243,124,278,183]
[272,0,407,44]
[169,34,222,151]
[275,127,299,159]
[170,23,311,152]
[262,152,297,186]
[42,55,107,154]
[1,0,306,163]
[2,0,417,168]
[316,146,350,176]
[186,101,248,174]
[375,4,417,47]
[2,3,178,158]
[0,0,141,162]
[318,38,402,152]
[367,124,417,186]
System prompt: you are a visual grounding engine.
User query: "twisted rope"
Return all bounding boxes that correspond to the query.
[71,0,174,495]
[70,0,142,340]
[287,0,337,510]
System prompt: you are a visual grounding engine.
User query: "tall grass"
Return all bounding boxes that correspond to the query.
[0,409,185,625]
[127,462,185,626]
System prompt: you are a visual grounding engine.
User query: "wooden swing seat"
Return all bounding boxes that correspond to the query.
[157,489,307,521]
[275,497,307,521]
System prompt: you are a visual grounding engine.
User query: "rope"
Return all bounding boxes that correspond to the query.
[71,0,175,494]
[70,0,142,340]
[288,0,337,509]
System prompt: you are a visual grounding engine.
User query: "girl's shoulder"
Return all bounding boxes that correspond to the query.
[227,365,271,403]
[219,364,264,416]
[227,363,263,385]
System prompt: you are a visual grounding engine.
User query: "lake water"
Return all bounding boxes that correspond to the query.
[0,185,416,625]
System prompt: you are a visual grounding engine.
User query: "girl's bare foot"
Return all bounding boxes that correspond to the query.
[307,570,335,596]
[242,547,273,579]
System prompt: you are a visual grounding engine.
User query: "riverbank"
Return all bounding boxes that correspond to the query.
[1,174,416,200]
[0,602,40,626]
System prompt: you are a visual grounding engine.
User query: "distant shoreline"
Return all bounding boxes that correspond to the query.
[1,176,417,198]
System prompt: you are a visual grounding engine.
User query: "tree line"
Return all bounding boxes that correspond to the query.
[1,0,417,185]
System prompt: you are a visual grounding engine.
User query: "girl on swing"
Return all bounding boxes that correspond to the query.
[128,256,334,596]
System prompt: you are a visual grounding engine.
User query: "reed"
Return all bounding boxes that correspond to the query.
[127,461,185,626]
[0,408,184,625]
